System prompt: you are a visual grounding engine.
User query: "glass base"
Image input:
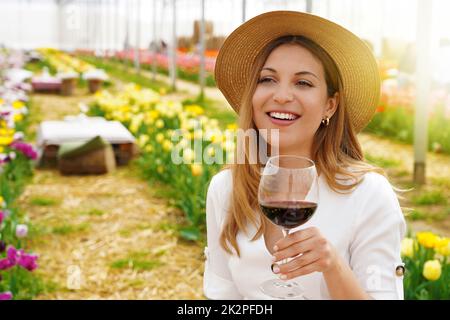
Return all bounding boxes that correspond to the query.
[260,279,305,299]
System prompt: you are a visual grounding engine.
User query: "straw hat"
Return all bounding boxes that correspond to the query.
[215,11,380,133]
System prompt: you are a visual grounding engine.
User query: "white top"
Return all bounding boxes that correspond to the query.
[203,169,406,300]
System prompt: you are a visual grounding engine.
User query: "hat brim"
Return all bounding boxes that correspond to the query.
[214,11,380,133]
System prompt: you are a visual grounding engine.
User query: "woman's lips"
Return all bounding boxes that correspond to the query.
[266,112,301,127]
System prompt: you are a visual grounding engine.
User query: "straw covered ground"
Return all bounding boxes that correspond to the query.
[19,88,204,299]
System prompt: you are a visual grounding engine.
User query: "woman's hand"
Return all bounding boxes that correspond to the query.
[271,226,339,280]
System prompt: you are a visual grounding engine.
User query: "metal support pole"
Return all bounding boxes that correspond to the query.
[134,0,141,73]
[199,0,205,99]
[306,0,312,13]
[413,0,434,185]
[169,0,177,91]
[152,0,157,80]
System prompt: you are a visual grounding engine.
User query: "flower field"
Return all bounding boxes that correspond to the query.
[38,48,97,75]
[0,50,41,300]
[90,84,237,240]
[402,232,450,299]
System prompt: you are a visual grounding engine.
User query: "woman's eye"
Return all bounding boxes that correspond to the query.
[297,80,312,87]
[258,77,274,84]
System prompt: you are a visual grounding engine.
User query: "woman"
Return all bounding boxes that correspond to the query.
[204,11,406,300]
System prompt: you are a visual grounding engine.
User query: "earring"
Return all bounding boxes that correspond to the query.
[321,116,330,127]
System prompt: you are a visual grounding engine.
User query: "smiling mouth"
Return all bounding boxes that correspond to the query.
[266,111,300,121]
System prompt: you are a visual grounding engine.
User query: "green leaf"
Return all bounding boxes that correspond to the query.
[179,227,200,241]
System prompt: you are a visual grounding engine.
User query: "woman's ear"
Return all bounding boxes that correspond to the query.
[325,92,339,118]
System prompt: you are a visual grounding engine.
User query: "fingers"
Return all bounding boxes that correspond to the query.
[272,236,316,262]
[272,250,320,275]
[273,227,319,252]
[280,260,321,280]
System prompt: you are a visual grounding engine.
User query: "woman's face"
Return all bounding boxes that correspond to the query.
[252,43,338,156]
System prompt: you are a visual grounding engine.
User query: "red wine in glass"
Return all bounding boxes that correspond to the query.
[260,200,317,229]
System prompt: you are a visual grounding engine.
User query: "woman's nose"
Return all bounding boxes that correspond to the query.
[272,84,294,104]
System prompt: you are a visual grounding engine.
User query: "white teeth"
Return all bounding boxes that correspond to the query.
[269,112,299,120]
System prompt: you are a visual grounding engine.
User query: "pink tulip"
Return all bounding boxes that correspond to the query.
[0,292,13,300]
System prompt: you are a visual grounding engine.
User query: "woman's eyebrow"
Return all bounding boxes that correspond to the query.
[261,67,318,79]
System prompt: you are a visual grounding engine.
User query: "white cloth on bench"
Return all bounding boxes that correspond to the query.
[37,116,136,147]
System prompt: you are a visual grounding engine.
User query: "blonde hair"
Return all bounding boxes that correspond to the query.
[219,35,387,256]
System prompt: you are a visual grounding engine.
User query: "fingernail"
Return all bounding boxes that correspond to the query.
[273,245,278,252]
[279,274,287,280]
[272,266,280,274]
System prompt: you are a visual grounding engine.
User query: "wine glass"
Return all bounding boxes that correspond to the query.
[258,155,319,299]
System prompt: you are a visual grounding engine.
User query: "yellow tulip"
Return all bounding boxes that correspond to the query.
[417,231,439,249]
[435,237,450,256]
[0,136,14,146]
[185,105,204,116]
[0,195,5,207]
[155,119,164,129]
[157,165,164,174]
[145,145,153,153]
[166,110,176,118]
[0,128,14,136]
[210,132,223,144]
[401,238,414,258]
[12,101,25,109]
[162,140,173,152]
[138,135,150,147]
[13,114,24,122]
[423,260,442,281]
[191,164,203,177]
[130,122,140,134]
[149,110,159,120]
[183,131,193,141]
[227,123,238,131]
[156,133,165,143]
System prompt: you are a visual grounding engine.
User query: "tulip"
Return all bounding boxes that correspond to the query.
[191,164,203,177]
[423,260,442,281]
[18,253,38,271]
[435,237,450,257]
[401,238,414,258]
[162,140,173,152]
[416,232,439,249]
[16,224,28,238]
[156,133,165,143]
[0,292,13,300]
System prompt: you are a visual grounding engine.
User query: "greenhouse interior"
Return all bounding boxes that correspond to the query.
[0,0,449,301]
